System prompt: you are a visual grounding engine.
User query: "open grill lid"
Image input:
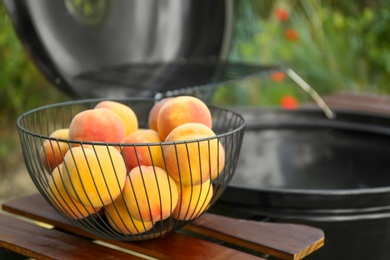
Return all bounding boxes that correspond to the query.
[5,0,277,99]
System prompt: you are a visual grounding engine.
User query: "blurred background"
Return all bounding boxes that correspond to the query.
[1,0,389,202]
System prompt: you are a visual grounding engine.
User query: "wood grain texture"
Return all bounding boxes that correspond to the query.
[0,213,143,260]
[187,213,324,260]
[2,194,264,260]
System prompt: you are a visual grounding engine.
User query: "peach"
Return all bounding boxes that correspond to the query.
[211,142,226,181]
[95,100,138,136]
[148,97,173,132]
[68,108,126,144]
[156,96,212,140]
[125,166,178,223]
[105,195,153,235]
[163,123,223,186]
[47,164,99,219]
[40,128,70,173]
[121,129,165,171]
[172,179,213,221]
[61,145,127,208]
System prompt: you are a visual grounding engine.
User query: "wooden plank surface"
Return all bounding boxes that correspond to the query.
[2,194,265,260]
[0,213,143,260]
[187,214,324,260]
[2,194,325,259]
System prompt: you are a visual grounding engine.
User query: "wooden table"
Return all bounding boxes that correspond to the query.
[0,194,324,259]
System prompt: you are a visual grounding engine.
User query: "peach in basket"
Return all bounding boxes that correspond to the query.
[17,97,245,241]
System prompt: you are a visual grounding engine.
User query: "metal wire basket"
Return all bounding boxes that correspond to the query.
[16,97,245,241]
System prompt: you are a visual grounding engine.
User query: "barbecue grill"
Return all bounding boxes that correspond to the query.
[5,1,390,259]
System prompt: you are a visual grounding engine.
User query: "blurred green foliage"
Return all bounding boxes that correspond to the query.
[0,2,66,121]
[0,2,66,167]
[218,0,390,107]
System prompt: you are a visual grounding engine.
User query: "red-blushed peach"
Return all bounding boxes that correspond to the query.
[121,129,165,171]
[148,97,173,132]
[163,123,222,185]
[105,195,154,235]
[125,166,178,223]
[47,164,100,219]
[68,108,126,144]
[95,100,138,136]
[40,128,70,173]
[61,145,127,208]
[172,179,213,221]
[156,96,212,140]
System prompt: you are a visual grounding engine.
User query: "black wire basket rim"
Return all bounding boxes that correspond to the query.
[17,97,246,146]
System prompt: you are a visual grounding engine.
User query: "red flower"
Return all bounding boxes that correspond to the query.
[285,28,298,41]
[280,95,299,109]
[275,8,289,22]
[271,71,286,82]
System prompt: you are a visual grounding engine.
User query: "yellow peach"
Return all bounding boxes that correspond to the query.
[95,100,138,136]
[68,108,126,144]
[211,142,226,181]
[62,145,127,208]
[157,96,212,140]
[163,123,222,185]
[125,166,178,223]
[105,195,154,235]
[47,165,99,219]
[172,179,213,221]
[121,129,165,171]
[40,128,70,173]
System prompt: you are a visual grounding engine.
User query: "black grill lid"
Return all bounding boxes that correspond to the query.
[5,0,276,98]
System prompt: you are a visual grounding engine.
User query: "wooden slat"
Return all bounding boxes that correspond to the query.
[2,194,263,260]
[0,213,143,260]
[187,213,324,260]
[322,92,390,114]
